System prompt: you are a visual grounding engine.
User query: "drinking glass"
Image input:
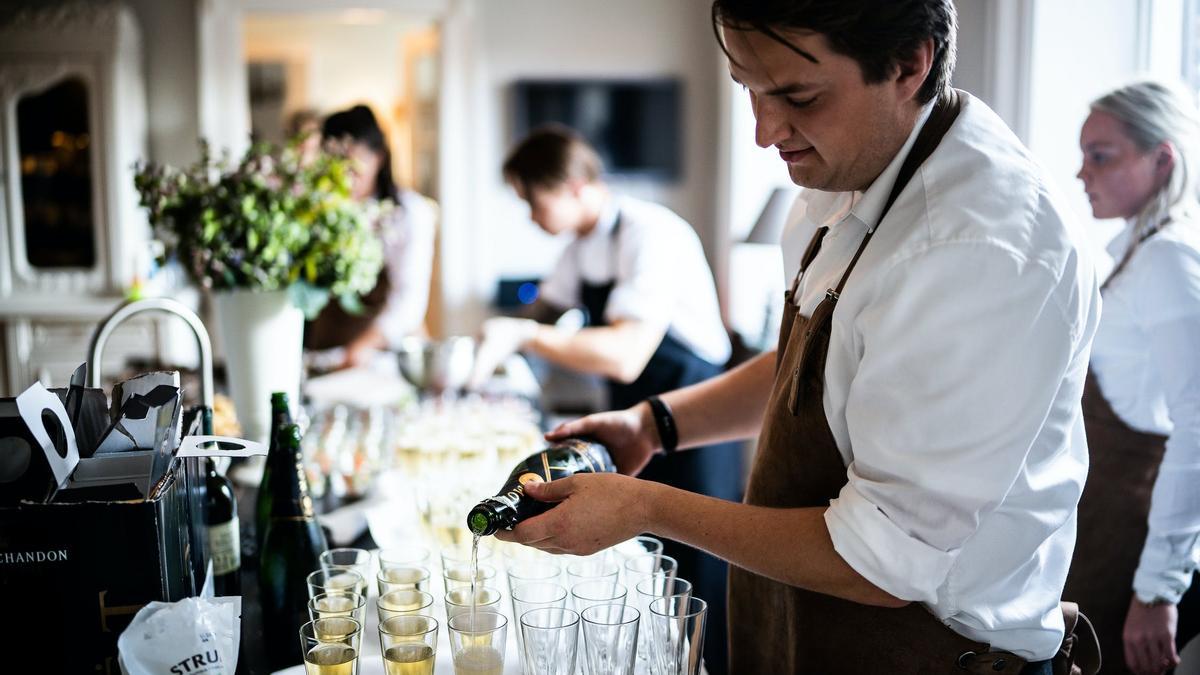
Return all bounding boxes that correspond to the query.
[581,604,640,675]
[379,544,431,569]
[445,586,503,621]
[622,554,677,593]
[448,610,508,675]
[633,577,692,674]
[612,536,664,566]
[378,565,432,594]
[506,559,561,593]
[308,568,367,601]
[520,607,579,675]
[308,590,367,625]
[511,582,569,673]
[300,617,361,674]
[441,542,494,570]
[443,563,497,593]
[378,614,438,675]
[377,589,435,623]
[322,548,373,576]
[647,597,707,675]
[566,559,620,590]
[570,579,627,615]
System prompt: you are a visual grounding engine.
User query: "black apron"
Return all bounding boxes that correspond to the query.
[579,213,743,675]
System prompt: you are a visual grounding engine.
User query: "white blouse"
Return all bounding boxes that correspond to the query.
[376,190,437,347]
[1091,217,1200,604]
[781,93,1101,659]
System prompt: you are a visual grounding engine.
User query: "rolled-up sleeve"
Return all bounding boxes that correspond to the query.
[824,239,1081,603]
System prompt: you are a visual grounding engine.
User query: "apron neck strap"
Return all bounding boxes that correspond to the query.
[829,88,964,299]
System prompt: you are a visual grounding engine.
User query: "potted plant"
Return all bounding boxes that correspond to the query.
[134,140,384,443]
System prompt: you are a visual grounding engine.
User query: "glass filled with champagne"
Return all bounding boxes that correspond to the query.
[379,614,439,675]
[299,617,361,675]
[444,586,503,621]
[308,590,366,624]
[378,589,435,623]
[442,563,497,594]
[308,568,367,601]
[448,610,508,675]
[320,548,373,588]
[378,565,431,595]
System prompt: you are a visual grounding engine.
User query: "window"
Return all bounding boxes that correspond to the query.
[17,77,96,269]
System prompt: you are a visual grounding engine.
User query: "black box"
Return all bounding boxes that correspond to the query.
[0,456,207,674]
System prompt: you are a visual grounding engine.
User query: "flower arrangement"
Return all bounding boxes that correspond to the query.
[133,140,385,317]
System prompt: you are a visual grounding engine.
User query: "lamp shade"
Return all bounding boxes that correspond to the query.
[744,187,797,245]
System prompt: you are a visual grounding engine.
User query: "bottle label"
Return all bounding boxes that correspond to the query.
[208,518,241,575]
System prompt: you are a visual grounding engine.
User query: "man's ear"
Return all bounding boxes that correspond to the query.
[894,37,935,103]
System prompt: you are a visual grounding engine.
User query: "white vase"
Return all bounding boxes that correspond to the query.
[213,289,303,445]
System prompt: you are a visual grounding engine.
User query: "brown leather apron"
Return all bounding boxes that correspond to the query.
[727,90,1097,674]
[1062,371,1169,674]
[304,265,390,350]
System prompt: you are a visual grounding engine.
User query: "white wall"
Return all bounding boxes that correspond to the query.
[1026,0,1187,266]
[462,0,722,295]
[126,0,202,166]
[242,11,432,122]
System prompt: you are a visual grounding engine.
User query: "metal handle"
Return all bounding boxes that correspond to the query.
[86,297,214,411]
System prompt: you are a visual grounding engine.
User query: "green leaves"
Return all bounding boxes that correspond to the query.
[132,140,384,316]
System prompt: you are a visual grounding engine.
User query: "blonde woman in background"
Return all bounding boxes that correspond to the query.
[1067,81,1200,675]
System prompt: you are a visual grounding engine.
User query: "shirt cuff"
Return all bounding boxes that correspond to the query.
[1132,531,1200,604]
[824,483,959,604]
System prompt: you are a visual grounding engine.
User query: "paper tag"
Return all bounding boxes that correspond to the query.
[15,382,79,488]
[177,435,267,458]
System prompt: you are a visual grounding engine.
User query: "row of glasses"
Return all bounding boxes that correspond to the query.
[513,597,706,675]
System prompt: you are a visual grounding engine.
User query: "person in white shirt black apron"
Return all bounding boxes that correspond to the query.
[468,126,741,673]
[493,2,1103,673]
[1066,81,1200,675]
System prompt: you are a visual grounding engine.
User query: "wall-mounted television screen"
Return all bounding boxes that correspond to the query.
[512,78,682,181]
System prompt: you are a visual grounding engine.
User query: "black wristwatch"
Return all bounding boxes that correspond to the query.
[645,396,679,455]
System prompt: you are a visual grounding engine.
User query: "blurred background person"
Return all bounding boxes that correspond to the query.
[469,125,740,673]
[285,107,322,164]
[1067,80,1200,675]
[304,104,437,368]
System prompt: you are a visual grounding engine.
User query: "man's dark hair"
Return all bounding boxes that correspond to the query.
[502,125,604,194]
[711,0,957,104]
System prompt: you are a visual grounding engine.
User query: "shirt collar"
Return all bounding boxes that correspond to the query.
[581,196,620,241]
[848,100,937,233]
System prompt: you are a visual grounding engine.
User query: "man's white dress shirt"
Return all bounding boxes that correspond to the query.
[780,93,1101,659]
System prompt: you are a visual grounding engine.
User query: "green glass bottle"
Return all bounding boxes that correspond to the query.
[467,438,616,536]
[258,424,328,670]
[255,392,293,551]
[204,457,240,597]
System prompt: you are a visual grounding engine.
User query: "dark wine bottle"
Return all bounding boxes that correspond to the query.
[255,392,293,550]
[204,457,241,597]
[467,438,616,536]
[259,424,329,670]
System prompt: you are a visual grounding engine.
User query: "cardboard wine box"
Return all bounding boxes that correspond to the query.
[0,455,208,674]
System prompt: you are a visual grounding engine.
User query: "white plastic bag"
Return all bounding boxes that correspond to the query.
[117,571,241,675]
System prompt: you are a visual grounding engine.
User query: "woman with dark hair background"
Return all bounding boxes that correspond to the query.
[305,104,437,366]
